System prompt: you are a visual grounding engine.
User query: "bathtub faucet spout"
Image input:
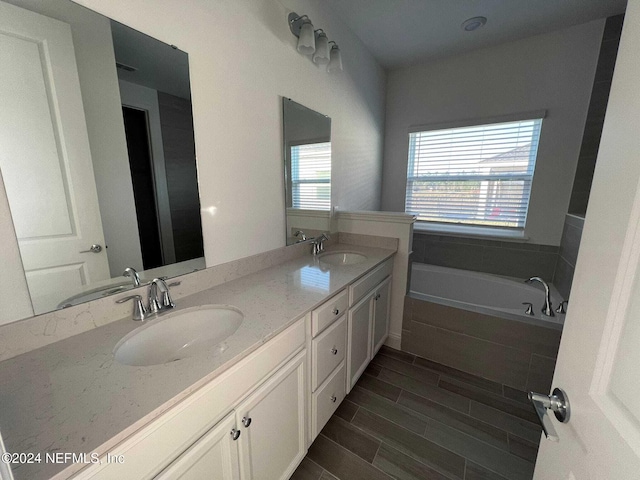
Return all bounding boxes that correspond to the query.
[525,276,555,317]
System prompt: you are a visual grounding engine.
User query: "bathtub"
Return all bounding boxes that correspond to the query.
[409,263,565,330]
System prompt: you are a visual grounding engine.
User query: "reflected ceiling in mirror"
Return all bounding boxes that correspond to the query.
[282,98,332,245]
[0,0,204,317]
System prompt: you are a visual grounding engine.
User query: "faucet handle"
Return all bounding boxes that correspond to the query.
[556,300,568,314]
[116,295,147,321]
[522,302,534,315]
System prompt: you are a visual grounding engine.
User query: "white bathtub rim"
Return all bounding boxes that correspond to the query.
[409,263,565,331]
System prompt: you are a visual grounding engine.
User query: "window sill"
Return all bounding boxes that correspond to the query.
[413,222,530,242]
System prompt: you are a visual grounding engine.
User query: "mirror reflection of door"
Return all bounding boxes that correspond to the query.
[0,0,208,320]
[0,1,112,314]
[122,106,163,270]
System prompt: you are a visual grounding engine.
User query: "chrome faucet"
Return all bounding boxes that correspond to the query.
[148,278,175,314]
[525,276,554,317]
[312,233,329,255]
[123,267,141,287]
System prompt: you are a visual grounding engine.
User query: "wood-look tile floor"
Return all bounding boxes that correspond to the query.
[291,346,542,480]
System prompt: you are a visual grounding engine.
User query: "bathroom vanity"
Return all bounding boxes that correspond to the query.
[0,243,395,480]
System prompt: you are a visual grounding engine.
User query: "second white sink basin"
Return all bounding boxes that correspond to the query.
[114,305,243,366]
[319,251,368,266]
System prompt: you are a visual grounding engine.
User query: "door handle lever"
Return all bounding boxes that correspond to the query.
[80,244,103,253]
[528,388,570,442]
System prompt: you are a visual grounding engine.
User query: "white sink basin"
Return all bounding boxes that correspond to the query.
[114,305,244,366]
[319,251,368,266]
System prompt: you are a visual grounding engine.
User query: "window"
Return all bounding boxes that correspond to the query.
[291,142,331,210]
[405,118,543,230]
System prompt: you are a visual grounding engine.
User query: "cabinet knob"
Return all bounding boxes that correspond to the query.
[330,395,337,403]
[230,428,241,440]
[242,416,252,428]
[332,308,340,315]
[374,293,381,300]
[331,347,338,355]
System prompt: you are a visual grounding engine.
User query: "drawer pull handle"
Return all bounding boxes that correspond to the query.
[333,308,340,315]
[242,416,252,428]
[331,347,338,355]
[330,395,337,403]
[231,428,241,440]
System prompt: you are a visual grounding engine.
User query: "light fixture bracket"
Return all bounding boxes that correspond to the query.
[288,12,308,38]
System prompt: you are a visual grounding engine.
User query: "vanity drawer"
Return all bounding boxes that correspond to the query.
[312,315,347,390]
[349,259,393,306]
[312,361,346,440]
[311,289,348,337]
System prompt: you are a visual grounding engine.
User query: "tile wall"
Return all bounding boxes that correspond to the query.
[569,14,624,216]
[402,297,562,393]
[553,215,585,300]
[411,233,559,280]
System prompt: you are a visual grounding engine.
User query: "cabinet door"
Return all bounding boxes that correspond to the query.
[236,351,306,480]
[155,412,240,480]
[372,276,392,357]
[347,292,373,392]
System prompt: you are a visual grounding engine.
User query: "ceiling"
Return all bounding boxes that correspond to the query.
[323,0,628,69]
[111,20,192,100]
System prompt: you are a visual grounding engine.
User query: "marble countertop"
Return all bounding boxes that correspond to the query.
[0,244,394,480]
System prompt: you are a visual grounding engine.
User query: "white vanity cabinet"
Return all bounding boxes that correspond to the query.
[157,351,307,480]
[155,412,240,480]
[347,259,393,391]
[309,290,348,441]
[71,319,306,480]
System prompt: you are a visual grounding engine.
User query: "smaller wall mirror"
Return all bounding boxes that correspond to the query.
[282,98,332,245]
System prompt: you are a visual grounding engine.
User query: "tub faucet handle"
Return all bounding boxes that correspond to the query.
[522,302,534,316]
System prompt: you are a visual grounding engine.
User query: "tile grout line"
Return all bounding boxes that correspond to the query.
[357,381,535,465]
[318,434,394,480]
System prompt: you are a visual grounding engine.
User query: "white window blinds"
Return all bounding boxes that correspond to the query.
[405,118,543,229]
[291,142,331,210]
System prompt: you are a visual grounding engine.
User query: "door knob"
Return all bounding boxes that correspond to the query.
[80,244,103,253]
[528,388,570,442]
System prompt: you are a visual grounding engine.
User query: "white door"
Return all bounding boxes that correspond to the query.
[0,1,110,314]
[155,412,240,480]
[534,2,640,478]
[236,351,306,480]
[347,291,373,391]
[372,276,392,356]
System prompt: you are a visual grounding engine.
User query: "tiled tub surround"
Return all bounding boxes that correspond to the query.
[553,214,585,299]
[412,233,560,280]
[293,346,541,480]
[402,264,563,393]
[0,242,395,480]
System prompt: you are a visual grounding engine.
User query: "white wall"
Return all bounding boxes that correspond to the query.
[75,0,387,267]
[381,20,604,245]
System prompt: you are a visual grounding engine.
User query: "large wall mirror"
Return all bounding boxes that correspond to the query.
[0,0,204,316]
[282,98,332,245]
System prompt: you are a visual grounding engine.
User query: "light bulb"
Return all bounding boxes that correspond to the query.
[297,21,315,55]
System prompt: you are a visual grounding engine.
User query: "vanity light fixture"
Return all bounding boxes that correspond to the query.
[313,30,330,65]
[289,13,316,54]
[289,12,342,72]
[327,42,343,73]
